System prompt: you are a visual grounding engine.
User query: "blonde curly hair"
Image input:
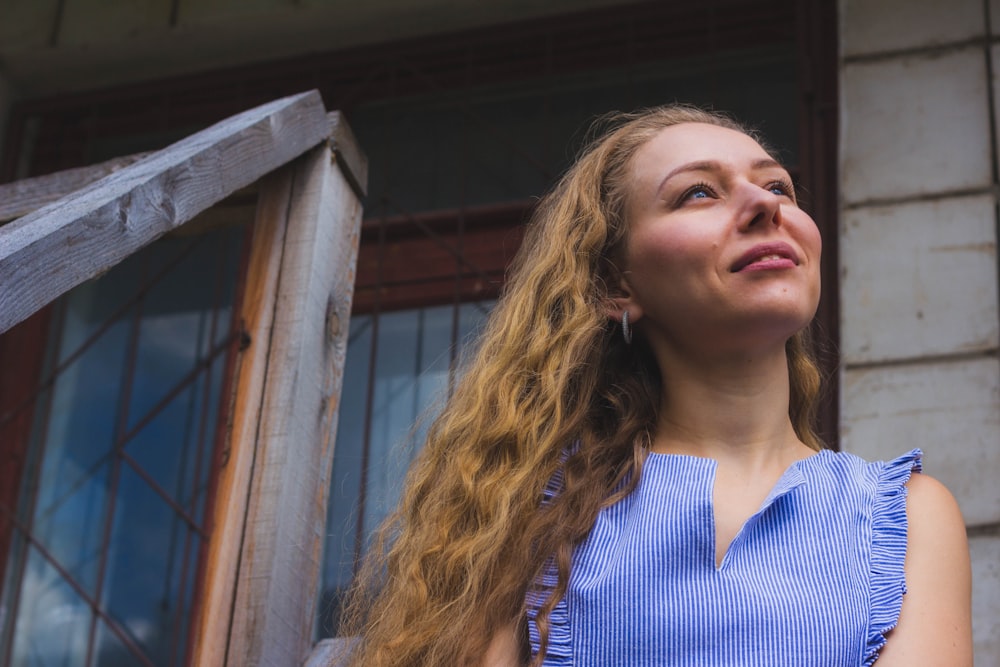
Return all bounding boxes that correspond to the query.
[338,105,823,666]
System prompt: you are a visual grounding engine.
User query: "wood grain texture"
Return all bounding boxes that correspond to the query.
[327,111,368,199]
[188,167,294,667]
[228,143,363,666]
[0,89,329,334]
[0,152,151,223]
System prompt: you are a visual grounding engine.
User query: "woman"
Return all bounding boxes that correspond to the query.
[339,106,972,666]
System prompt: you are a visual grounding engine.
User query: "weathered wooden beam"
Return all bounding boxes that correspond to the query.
[0,152,151,224]
[189,139,363,666]
[0,89,329,334]
[190,165,295,667]
[327,111,368,199]
[227,143,362,666]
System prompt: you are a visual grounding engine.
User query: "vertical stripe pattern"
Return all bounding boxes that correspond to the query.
[527,449,922,666]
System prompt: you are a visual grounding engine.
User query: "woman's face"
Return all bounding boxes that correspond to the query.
[616,122,822,356]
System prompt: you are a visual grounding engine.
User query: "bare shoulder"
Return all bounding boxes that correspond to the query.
[876,472,972,666]
[906,473,964,523]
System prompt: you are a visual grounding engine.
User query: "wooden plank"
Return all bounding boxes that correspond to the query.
[188,166,294,667]
[327,111,368,199]
[0,152,152,224]
[228,142,363,665]
[0,89,330,335]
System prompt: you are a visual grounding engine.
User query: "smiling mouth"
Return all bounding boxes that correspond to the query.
[731,243,800,272]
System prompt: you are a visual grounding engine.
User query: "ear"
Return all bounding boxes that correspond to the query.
[603,273,643,324]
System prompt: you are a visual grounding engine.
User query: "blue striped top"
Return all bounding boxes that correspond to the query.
[526,448,922,666]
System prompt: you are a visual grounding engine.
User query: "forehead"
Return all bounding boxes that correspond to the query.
[630,122,775,182]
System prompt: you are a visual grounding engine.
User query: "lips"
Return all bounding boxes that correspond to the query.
[730,242,800,272]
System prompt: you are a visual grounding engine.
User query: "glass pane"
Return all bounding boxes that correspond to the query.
[127,229,242,431]
[318,300,494,637]
[29,456,112,598]
[7,545,92,666]
[101,465,199,665]
[93,617,149,667]
[2,223,246,666]
[124,365,221,521]
[457,301,493,359]
[190,358,227,520]
[318,316,372,635]
[31,290,132,596]
[362,307,455,537]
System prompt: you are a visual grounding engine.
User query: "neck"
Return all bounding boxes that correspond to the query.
[649,340,805,468]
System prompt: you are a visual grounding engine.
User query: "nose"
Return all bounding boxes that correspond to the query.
[737,181,782,230]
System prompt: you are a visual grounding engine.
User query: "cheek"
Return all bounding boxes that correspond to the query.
[792,209,823,255]
[626,227,713,279]
[804,223,823,279]
[805,222,823,256]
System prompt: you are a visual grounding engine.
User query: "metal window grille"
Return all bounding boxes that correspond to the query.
[0,224,250,666]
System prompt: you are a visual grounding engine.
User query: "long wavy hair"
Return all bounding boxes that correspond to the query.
[338,105,824,666]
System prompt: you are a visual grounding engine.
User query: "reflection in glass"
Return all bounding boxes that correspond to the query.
[9,546,91,665]
[1,224,245,666]
[318,301,493,637]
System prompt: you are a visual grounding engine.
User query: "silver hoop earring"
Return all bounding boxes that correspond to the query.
[621,310,633,345]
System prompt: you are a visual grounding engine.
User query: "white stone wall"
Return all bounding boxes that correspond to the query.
[839,0,999,662]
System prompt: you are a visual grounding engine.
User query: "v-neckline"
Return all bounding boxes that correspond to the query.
[644,451,816,571]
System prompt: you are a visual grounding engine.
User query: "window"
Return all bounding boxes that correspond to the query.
[0,224,249,665]
[319,300,493,633]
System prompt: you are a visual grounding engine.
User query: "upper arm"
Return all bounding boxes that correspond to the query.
[875,473,972,666]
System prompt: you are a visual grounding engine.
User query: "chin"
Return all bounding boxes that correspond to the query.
[738,292,816,320]
[730,304,816,345]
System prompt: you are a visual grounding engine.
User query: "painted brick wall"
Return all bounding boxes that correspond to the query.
[839,0,1000,662]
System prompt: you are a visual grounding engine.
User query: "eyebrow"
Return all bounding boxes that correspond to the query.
[657,158,786,194]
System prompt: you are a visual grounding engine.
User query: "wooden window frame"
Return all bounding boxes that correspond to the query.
[194,116,366,666]
[0,92,368,666]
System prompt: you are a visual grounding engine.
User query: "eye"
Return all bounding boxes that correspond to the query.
[766,179,796,200]
[679,182,716,204]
